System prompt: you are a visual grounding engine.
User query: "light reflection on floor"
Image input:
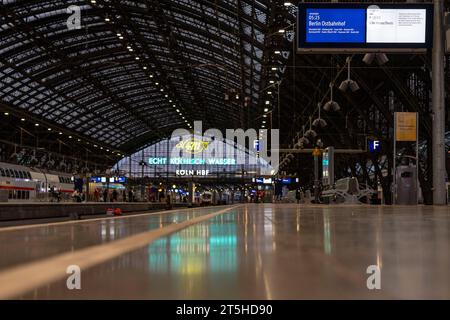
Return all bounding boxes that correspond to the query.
[15,204,450,300]
[0,207,221,270]
[147,213,238,275]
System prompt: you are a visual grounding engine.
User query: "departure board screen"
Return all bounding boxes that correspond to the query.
[366,8,427,44]
[305,8,366,43]
[298,3,433,52]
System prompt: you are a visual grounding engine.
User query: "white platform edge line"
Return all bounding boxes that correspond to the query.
[0,205,242,299]
[0,205,233,233]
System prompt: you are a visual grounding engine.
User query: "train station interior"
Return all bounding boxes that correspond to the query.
[0,0,450,301]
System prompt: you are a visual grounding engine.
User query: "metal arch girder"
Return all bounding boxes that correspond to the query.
[0,56,137,144]
[134,0,213,129]
[0,5,266,68]
[0,0,270,152]
[278,57,358,150]
[301,55,383,138]
[1,7,260,109]
[0,101,121,153]
[96,1,198,127]
[379,64,432,136]
[0,5,167,144]
[162,0,269,34]
[330,55,394,129]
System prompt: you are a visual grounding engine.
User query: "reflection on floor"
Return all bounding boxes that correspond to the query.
[4,204,450,299]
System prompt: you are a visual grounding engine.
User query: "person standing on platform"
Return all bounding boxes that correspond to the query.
[72,190,79,203]
[94,189,100,202]
[112,189,118,202]
[296,188,301,204]
[102,189,108,202]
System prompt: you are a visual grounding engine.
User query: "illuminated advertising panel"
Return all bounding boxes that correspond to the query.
[298,3,433,53]
[322,147,335,187]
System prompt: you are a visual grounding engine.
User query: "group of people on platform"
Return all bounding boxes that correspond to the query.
[49,185,62,202]
[92,188,136,203]
[71,190,85,203]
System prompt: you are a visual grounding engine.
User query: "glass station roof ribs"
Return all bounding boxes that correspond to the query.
[0,0,272,153]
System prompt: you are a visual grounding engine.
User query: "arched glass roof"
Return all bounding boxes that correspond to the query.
[0,0,272,153]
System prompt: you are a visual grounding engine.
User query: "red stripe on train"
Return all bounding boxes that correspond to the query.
[0,186,34,191]
[0,186,74,193]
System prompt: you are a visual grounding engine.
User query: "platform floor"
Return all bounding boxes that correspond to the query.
[0,204,449,300]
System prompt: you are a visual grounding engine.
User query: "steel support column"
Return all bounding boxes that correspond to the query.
[432,0,447,204]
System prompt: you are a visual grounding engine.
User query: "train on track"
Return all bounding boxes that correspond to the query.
[0,161,74,202]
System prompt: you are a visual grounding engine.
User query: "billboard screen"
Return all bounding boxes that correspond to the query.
[298,3,433,53]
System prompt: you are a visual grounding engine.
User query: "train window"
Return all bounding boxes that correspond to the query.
[18,171,24,179]
[13,170,19,178]
[0,168,4,177]
[27,172,32,179]
[5,169,11,178]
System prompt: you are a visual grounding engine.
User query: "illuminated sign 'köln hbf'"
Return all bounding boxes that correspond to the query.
[176,170,210,176]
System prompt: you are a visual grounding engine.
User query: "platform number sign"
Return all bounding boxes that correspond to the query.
[254,140,261,152]
[254,140,261,158]
[369,140,381,153]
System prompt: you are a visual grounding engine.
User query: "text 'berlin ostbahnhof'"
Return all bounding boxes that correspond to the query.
[0,1,449,303]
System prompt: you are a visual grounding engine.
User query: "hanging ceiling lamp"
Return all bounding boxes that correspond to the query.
[298,125,310,145]
[313,102,327,128]
[305,116,317,139]
[323,82,341,112]
[339,56,360,92]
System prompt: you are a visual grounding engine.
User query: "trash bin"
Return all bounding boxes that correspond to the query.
[396,165,418,205]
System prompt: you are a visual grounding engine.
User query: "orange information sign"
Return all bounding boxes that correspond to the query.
[312,148,322,157]
[396,112,417,142]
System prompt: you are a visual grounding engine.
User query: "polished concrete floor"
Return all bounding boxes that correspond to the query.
[1,204,450,299]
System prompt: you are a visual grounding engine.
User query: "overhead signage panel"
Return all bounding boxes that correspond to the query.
[305,8,366,44]
[366,8,427,44]
[298,3,433,53]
